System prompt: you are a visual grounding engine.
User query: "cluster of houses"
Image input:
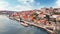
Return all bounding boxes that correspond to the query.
[10,7,60,30]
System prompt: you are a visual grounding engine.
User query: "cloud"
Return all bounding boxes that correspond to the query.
[0,1,9,10]
[0,0,35,11]
[54,0,60,8]
[12,5,34,11]
[10,0,41,11]
[0,0,41,11]
[18,0,34,4]
[0,0,4,1]
[56,0,60,7]
[6,0,35,11]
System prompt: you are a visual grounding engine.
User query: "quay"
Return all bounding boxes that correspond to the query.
[21,20,55,34]
[9,16,55,34]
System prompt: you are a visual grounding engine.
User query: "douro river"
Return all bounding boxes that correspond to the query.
[0,15,49,34]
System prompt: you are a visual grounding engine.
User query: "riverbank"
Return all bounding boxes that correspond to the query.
[9,16,55,34]
[20,20,55,34]
[0,15,49,34]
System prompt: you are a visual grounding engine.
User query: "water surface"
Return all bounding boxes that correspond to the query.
[0,15,48,34]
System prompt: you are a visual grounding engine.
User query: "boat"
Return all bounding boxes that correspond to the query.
[20,22,28,27]
[16,18,20,21]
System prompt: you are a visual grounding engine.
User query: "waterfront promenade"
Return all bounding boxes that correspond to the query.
[9,16,55,34]
[11,15,55,34]
[20,19,55,34]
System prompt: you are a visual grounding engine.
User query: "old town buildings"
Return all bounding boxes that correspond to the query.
[10,7,60,30]
[10,7,60,23]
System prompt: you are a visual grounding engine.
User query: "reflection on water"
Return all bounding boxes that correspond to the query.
[0,15,48,34]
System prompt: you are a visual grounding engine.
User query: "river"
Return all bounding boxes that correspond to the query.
[0,15,49,34]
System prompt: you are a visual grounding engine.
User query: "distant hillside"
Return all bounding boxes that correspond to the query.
[0,11,15,15]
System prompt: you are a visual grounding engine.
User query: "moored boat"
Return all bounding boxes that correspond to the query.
[20,22,28,27]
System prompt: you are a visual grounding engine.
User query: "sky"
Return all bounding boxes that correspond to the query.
[0,0,60,11]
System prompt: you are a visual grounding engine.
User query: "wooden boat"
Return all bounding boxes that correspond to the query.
[20,22,28,27]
